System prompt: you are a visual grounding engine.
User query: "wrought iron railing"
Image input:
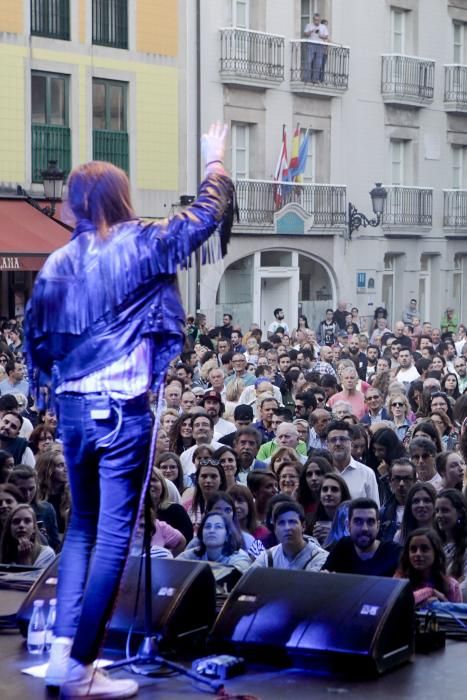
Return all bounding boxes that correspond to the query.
[383,186,433,227]
[444,190,467,227]
[220,28,285,82]
[93,129,129,172]
[92,0,128,49]
[235,179,346,226]
[381,54,435,100]
[31,0,70,39]
[444,65,467,105]
[290,41,350,89]
[32,124,71,182]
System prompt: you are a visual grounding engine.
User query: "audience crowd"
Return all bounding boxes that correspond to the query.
[1,303,467,612]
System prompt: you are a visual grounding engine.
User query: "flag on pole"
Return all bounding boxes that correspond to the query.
[289,123,300,172]
[273,125,289,208]
[290,129,310,182]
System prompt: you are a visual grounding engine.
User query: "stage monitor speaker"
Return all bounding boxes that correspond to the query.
[17,556,217,653]
[211,568,415,675]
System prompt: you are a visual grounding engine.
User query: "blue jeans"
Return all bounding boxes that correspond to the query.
[55,392,152,664]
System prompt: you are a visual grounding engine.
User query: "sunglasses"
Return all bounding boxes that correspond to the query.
[391,402,404,407]
[198,458,220,467]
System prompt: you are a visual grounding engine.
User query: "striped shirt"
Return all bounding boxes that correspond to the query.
[57,338,152,399]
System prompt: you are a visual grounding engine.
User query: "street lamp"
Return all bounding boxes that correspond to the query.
[348,182,387,239]
[16,159,65,217]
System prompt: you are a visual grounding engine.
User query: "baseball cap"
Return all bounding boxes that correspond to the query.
[234,404,254,421]
[202,390,222,403]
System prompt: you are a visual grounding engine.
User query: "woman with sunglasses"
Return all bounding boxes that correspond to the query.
[181,458,227,532]
[386,393,413,441]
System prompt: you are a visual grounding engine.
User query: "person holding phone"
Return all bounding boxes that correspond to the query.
[304,13,329,82]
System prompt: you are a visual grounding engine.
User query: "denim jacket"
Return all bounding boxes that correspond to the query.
[25,173,235,406]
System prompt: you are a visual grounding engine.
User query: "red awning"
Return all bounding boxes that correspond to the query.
[0,200,71,271]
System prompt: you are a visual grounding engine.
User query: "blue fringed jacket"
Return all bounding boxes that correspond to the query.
[24,172,235,407]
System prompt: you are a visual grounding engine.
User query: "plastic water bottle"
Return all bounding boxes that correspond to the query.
[27,599,46,654]
[44,598,57,653]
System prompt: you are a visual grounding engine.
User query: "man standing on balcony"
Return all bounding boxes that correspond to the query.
[304,13,329,82]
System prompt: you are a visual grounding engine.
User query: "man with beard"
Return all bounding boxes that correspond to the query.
[346,334,368,380]
[200,390,236,440]
[0,412,35,466]
[324,498,401,576]
[379,459,416,541]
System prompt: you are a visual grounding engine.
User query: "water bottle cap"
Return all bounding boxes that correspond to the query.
[33,599,44,606]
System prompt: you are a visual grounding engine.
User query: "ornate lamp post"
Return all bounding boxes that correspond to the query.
[348,182,387,239]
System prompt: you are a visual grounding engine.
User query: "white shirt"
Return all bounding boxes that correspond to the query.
[338,457,380,507]
[304,22,329,43]
[213,417,236,441]
[180,440,223,476]
[253,539,328,572]
[396,365,420,386]
[268,320,290,335]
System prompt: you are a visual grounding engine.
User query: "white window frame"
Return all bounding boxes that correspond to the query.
[233,0,249,28]
[390,139,406,186]
[301,128,315,183]
[452,145,466,190]
[453,22,465,64]
[391,8,406,54]
[231,122,250,180]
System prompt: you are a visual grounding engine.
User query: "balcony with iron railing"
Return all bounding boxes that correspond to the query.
[443,190,467,230]
[382,186,433,232]
[219,28,285,88]
[31,0,70,40]
[444,65,467,113]
[290,41,350,96]
[234,179,346,230]
[93,129,129,173]
[31,124,71,183]
[381,55,435,106]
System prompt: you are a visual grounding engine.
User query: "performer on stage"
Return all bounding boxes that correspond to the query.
[25,123,234,699]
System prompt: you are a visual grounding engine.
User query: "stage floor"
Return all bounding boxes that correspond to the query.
[0,630,465,700]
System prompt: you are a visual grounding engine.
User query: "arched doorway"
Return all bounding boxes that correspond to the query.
[215,250,335,333]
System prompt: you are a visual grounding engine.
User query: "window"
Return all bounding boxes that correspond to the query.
[453,255,465,320]
[31,71,70,182]
[233,0,249,28]
[391,8,406,54]
[92,0,128,49]
[301,128,315,183]
[231,122,250,179]
[31,0,70,40]
[300,0,320,36]
[92,79,128,171]
[390,139,406,185]
[453,22,465,64]
[452,146,467,190]
[418,255,432,322]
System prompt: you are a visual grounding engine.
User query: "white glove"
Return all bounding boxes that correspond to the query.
[201,122,228,166]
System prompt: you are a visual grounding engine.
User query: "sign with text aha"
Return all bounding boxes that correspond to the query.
[357,272,366,289]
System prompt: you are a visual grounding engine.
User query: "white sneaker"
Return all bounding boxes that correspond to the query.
[61,666,138,699]
[45,637,73,687]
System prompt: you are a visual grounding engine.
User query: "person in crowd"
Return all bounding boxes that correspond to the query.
[217,404,254,448]
[294,418,311,448]
[276,461,303,499]
[379,458,416,542]
[181,457,227,531]
[159,408,180,434]
[441,372,461,401]
[253,501,328,571]
[454,356,467,394]
[226,352,256,387]
[351,425,370,464]
[246,470,279,528]
[402,298,419,326]
[224,378,246,417]
[281,369,307,414]
[0,504,55,568]
[180,413,223,476]
[386,393,413,441]
[395,348,420,388]
[409,420,443,454]
[259,422,308,464]
[228,483,269,548]
[168,413,194,456]
[317,309,338,346]
[398,482,436,545]
[177,510,251,572]
[139,488,186,558]
[155,452,188,495]
[28,425,55,456]
[8,465,60,551]
[0,449,15,483]
[0,359,29,397]
[268,308,290,338]
[149,468,193,544]
[435,488,467,600]
[361,388,390,426]
[394,528,462,606]
[0,482,24,539]
[308,473,351,545]
[429,391,455,423]
[440,307,459,336]
[213,445,239,489]
[200,390,236,440]
[35,449,70,537]
[233,427,266,483]
[409,437,443,492]
[436,451,465,491]
[327,366,366,420]
[270,447,303,475]
[252,395,279,443]
[368,427,408,504]
[324,498,401,576]
[0,412,35,466]
[326,421,380,504]
[430,409,458,450]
